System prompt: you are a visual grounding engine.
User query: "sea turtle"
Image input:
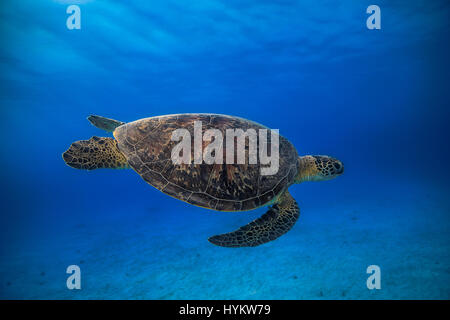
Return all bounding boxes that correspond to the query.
[63,114,343,247]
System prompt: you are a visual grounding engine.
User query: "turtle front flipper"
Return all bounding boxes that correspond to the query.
[208,191,300,247]
[62,136,129,170]
[87,115,125,132]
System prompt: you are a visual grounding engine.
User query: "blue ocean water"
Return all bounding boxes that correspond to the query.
[0,0,449,299]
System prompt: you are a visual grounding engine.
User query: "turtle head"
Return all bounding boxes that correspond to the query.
[295,155,344,183]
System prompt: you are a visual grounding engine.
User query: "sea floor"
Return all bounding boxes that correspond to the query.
[1,181,449,299]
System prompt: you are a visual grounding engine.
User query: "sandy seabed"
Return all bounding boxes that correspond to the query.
[1,183,449,300]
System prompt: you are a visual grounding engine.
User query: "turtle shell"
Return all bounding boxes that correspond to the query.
[113,114,299,211]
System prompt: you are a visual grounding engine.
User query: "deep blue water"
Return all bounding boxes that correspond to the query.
[0,0,449,299]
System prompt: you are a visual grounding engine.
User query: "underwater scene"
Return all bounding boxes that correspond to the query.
[0,0,449,300]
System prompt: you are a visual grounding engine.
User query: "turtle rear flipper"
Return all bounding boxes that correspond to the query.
[62,136,129,170]
[88,115,125,132]
[208,191,300,247]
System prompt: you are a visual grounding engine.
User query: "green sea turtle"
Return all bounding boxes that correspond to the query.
[63,114,343,247]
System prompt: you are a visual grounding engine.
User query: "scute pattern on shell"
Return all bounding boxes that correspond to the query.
[114,114,299,211]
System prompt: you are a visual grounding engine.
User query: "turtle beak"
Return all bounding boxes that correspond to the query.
[334,160,344,175]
